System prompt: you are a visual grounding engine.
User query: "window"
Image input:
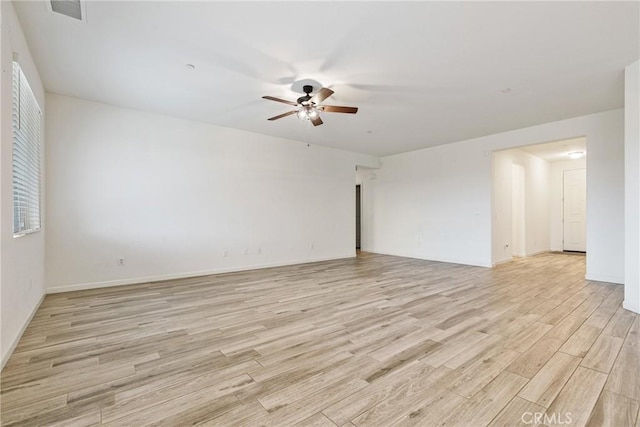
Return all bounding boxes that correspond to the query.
[12,61,42,236]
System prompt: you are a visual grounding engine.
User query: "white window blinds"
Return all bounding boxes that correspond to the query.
[12,61,42,235]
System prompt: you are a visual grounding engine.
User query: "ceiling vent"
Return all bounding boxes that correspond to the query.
[48,0,86,22]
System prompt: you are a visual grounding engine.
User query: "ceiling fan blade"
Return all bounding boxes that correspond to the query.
[262,96,298,107]
[311,116,323,126]
[267,110,297,121]
[320,105,358,114]
[311,88,334,104]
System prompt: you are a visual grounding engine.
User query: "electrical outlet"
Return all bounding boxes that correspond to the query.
[310,243,314,250]
[223,250,228,257]
[244,248,249,255]
[258,247,262,255]
[117,257,125,266]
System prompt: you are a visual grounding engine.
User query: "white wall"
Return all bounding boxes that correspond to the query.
[549,158,587,251]
[625,60,640,314]
[367,109,624,282]
[1,2,46,368]
[586,113,625,284]
[369,141,493,266]
[492,148,550,264]
[45,94,379,292]
[492,152,513,262]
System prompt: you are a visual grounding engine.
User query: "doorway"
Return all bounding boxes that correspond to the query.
[355,185,361,250]
[563,169,587,252]
[491,136,587,265]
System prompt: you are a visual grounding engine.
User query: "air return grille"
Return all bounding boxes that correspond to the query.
[50,0,83,21]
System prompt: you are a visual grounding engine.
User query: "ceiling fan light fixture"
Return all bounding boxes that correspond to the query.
[297,109,308,120]
[297,105,319,120]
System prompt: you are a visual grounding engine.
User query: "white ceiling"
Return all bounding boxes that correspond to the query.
[519,137,587,162]
[14,1,639,156]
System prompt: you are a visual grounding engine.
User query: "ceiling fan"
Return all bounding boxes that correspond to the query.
[262,85,358,127]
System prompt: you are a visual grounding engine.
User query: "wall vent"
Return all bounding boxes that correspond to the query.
[48,0,86,22]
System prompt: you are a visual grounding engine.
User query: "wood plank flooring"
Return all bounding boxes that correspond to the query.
[1,252,639,426]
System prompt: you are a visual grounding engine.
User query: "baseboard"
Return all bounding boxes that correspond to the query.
[365,249,492,268]
[525,249,550,257]
[623,300,640,315]
[491,249,551,267]
[1,292,46,371]
[492,258,513,267]
[585,273,624,285]
[46,254,356,294]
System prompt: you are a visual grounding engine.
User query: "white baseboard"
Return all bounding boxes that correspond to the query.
[46,254,356,294]
[1,292,46,371]
[492,258,513,267]
[491,249,552,267]
[525,249,550,257]
[585,273,624,285]
[364,249,492,268]
[623,300,640,314]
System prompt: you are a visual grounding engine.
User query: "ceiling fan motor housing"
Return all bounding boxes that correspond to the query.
[297,85,314,104]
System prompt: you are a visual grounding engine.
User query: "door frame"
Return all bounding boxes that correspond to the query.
[355,184,361,250]
[511,163,526,257]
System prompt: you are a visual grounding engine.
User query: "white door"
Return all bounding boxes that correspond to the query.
[563,169,586,252]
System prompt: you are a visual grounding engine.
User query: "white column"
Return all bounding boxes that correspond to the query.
[624,60,640,314]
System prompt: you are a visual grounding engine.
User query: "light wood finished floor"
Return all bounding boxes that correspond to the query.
[1,253,639,427]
